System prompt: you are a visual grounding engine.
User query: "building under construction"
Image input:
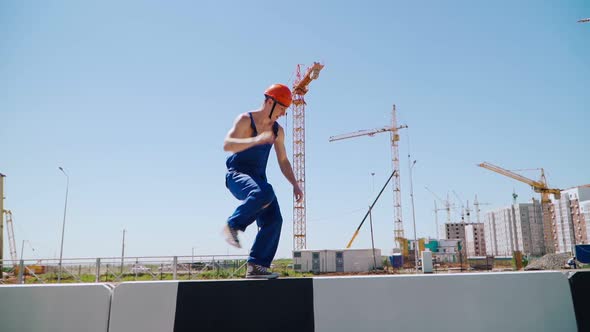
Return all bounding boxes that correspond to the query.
[550,185,590,253]
[484,202,545,256]
[444,222,486,257]
[480,185,590,256]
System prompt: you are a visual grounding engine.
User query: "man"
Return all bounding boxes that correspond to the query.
[223,83,303,279]
[567,256,577,269]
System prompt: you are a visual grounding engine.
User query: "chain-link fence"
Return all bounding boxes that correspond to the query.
[0,254,249,284]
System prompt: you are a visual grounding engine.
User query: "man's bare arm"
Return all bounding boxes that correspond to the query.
[274,126,303,201]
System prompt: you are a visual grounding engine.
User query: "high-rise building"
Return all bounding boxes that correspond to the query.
[550,185,590,253]
[484,202,545,256]
[465,223,486,256]
[444,222,486,256]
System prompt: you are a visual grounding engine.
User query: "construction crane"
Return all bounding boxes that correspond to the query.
[477,161,561,253]
[330,105,408,251]
[345,171,396,248]
[473,194,490,224]
[291,62,324,250]
[425,186,454,224]
[452,191,466,223]
[431,200,446,239]
[5,210,17,267]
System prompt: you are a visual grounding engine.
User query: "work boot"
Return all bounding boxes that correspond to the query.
[223,224,241,249]
[246,262,279,279]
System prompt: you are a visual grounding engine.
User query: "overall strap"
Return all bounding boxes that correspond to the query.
[272,121,279,137]
[248,112,258,136]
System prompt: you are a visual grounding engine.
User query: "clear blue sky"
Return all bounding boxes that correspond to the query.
[1,1,589,261]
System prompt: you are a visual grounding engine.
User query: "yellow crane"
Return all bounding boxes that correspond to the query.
[477,161,561,253]
[345,171,396,248]
[330,105,408,253]
[291,62,324,250]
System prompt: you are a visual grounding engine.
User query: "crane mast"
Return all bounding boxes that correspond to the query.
[329,105,407,250]
[291,62,324,250]
[425,187,453,224]
[390,105,405,247]
[473,194,490,224]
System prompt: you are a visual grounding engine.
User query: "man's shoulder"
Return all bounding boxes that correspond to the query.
[234,113,251,126]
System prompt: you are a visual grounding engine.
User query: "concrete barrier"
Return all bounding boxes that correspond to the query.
[108,281,179,332]
[1,271,580,331]
[568,270,590,331]
[313,271,576,332]
[108,279,314,332]
[0,283,112,332]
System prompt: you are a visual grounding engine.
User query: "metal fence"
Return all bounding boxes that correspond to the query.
[0,254,249,284]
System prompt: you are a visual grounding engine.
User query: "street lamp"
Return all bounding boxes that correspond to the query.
[20,240,35,262]
[57,167,69,283]
[189,246,198,279]
[120,229,126,274]
[18,240,34,283]
[408,159,419,273]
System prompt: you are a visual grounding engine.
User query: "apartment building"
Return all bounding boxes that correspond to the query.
[484,201,545,256]
[465,223,486,256]
[444,222,486,256]
[550,185,590,253]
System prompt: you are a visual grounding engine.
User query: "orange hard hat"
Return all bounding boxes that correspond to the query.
[264,84,292,108]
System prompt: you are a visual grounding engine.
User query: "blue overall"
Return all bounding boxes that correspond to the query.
[225,113,282,268]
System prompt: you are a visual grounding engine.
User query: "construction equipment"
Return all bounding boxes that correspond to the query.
[5,210,17,267]
[291,62,324,250]
[330,105,408,251]
[452,191,467,223]
[431,201,443,239]
[473,194,490,224]
[477,161,561,253]
[346,171,396,248]
[425,187,454,224]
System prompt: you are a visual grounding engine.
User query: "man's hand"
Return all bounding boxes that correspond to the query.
[256,131,276,145]
[294,185,304,202]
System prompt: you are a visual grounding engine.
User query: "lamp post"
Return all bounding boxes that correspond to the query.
[19,240,35,262]
[409,159,419,273]
[57,167,69,283]
[190,247,196,278]
[18,240,34,284]
[120,229,126,274]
